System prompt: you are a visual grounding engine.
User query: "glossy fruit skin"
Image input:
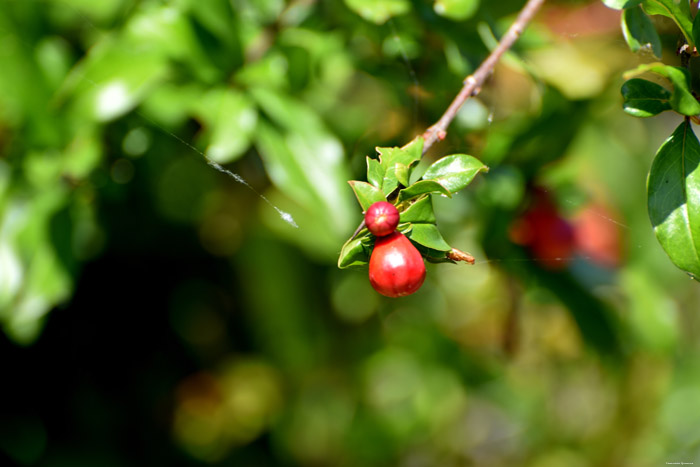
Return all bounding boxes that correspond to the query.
[369,232,426,297]
[365,202,400,237]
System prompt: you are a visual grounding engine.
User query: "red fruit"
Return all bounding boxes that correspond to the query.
[365,202,400,237]
[573,204,622,268]
[509,189,575,270]
[369,232,426,297]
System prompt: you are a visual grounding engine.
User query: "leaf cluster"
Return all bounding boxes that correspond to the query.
[610,0,700,279]
[338,138,488,268]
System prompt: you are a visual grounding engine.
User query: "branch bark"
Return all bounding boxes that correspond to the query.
[419,0,545,155]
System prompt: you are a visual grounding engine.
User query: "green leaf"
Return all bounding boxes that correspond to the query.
[398,180,451,202]
[406,224,452,251]
[621,78,672,117]
[366,138,425,195]
[394,163,409,187]
[422,154,488,194]
[251,88,355,234]
[344,0,411,24]
[338,236,370,268]
[601,0,643,9]
[622,6,662,58]
[376,145,422,172]
[381,167,400,197]
[642,0,694,47]
[624,63,700,116]
[648,120,700,278]
[399,196,436,224]
[348,181,387,211]
[367,157,383,188]
[434,0,479,21]
[194,88,257,164]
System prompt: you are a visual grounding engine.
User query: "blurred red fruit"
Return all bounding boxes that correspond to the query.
[573,204,622,268]
[510,189,575,270]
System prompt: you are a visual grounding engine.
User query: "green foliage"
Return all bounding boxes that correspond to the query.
[621,6,662,58]
[648,120,700,279]
[338,140,486,269]
[617,0,700,279]
[4,1,700,466]
[344,0,411,24]
[621,78,672,117]
[433,0,480,20]
[624,63,700,116]
[642,0,694,47]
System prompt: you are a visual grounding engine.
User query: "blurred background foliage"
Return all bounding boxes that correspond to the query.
[1,0,700,465]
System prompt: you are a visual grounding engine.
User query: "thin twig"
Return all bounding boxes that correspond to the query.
[352,0,545,241]
[420,0,545,154]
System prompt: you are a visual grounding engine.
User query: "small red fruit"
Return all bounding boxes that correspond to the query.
[369,232,426,297]
[365,202,400,237]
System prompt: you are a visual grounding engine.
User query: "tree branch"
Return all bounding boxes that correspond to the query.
[351,0,544,242]
[419,0,545,154]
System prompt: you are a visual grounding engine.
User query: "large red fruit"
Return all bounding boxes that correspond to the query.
[365,201,400,237]
[369,232,426,297]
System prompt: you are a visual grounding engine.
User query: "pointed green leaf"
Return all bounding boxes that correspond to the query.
[406,223,452,251]
[624,63,700,116]
[372,139,424,195]
[648,120,700,278]
[422,154,488,194]
[602,0,643,9]
[376,146,421,171]
[349,181,386,211]
[399,196,436,224]
[338,236,370,268]
[367,157,383,188]
[394,163,410,187]
[382,168,400,196]
[398,180,451,202]
[403,137,424,163]
[642,0,693,47]
[621,78,672,117]
[622,6,662,58]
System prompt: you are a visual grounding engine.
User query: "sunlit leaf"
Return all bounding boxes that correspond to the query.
[434,0,479,21]
[398,180,451,202]
[349,181,386,211]
[194,88,258,164]
[251,88,355,235]
[406,223,451,251]
[621,78,672,117]
[422,154,487,194]
[601,0,643,9]
[642,0,693,47]
[367,157,383,188]
[648,120,700,278]
[394,163,409,187]
[344,0,411,24]
[622,6,662,58]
